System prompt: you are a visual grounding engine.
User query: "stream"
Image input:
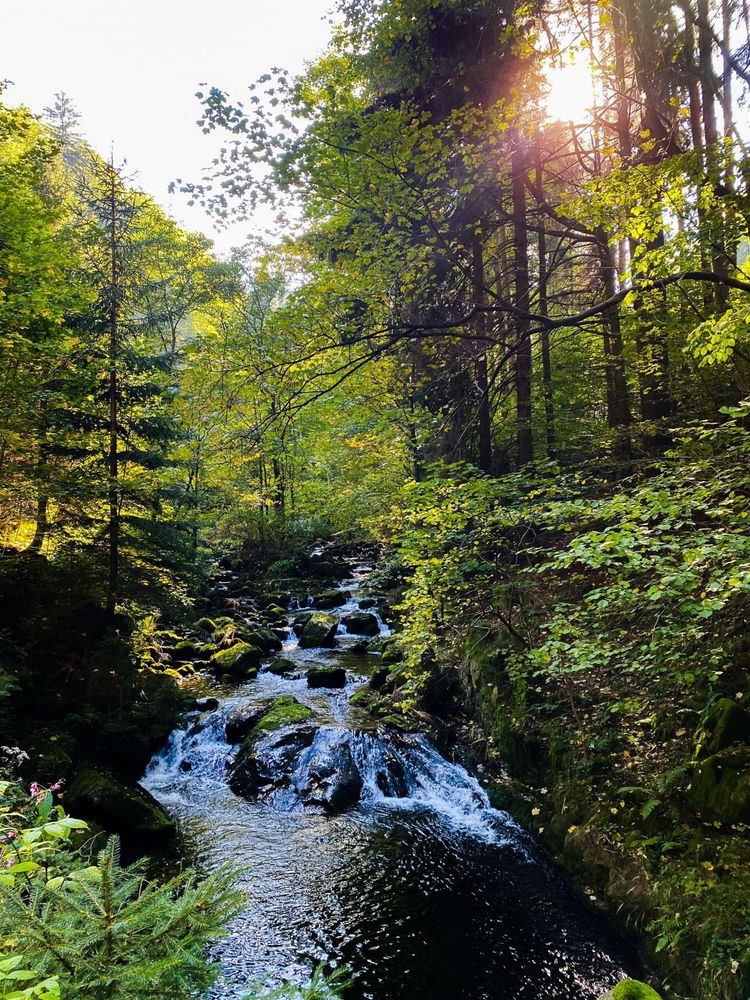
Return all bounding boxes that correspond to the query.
[142,563,642,1000]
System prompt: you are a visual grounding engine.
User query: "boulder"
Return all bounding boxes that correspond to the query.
[358,598,377,610]
[694,697,750,760]
[225,701,274,743]
[261,604,288,620]
[243,627,283,653]
[227,695,316,799]
[298,739,362,812]
[689,746,750,824]
[298,613,338,649]
[292,611,314,636]
[312,589,349,610]
[341,612,380,637]
[66,768,174,840]
[228,722,317,799]
[307,667,347,689]
[307,557,349,579]
[194,617,216,634]
[248,694,315,739]
[229,719,368,814]
[349,641,370,655]
[369,667,390,690]
[259,593,291,611]
[266,656,298,676]
[208,643,263,679]
[171,640,198,662]
[598,981,663,1000]
[381,639,405,666]
[194,697,220,712]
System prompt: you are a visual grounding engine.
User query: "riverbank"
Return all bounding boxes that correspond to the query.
[365,451,750,1000]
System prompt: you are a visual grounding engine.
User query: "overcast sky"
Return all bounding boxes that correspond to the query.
[1,0,334,253]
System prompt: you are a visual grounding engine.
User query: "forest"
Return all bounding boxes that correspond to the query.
[0,0,749,998]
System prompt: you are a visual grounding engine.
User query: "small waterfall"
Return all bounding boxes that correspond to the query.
[145,707,530,851]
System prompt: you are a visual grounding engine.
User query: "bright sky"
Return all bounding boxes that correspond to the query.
[0,0,334,253]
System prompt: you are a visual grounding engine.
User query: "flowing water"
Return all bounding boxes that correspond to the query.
[142,566,641,1000]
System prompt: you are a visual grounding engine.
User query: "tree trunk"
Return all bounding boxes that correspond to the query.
[106,160,119,619]
[471,229,493,473]
[595,231,632,439]
[512,145,533,466]
[534,141,555,459]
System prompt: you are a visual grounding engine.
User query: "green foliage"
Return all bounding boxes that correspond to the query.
[392,407,750,699]
[0,956,59,1000]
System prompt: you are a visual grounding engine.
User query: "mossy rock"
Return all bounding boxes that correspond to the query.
[259,593,291,610]
[19,729,75,784]
[248,695,314,740]
[307,667,347,688]
[694,697,750,760]
[689,745,750,824]
[369,667,390,690]
[243,627,282,653]
[298,612,338,649]
[313,589,348,610]
[171,640,198,662]
[292,611,314,636]
[342,612,380,637]
[209,642,263,679]
[194,617,216,633]
[262,604,288,619]
[370,636,403,665]
[200,642,218,656]
[598,980,663,1000]
[267,656,297,676]
[66,767,174,840]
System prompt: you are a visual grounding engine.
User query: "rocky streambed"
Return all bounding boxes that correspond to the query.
[141,559,644,1000]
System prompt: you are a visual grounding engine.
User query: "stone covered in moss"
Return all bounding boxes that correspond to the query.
[689,746,750,824]
[292,611,314,636]
[307,667,347,688]
[209,642,262,679]
[341,611,380,636]
[248,694,314,739]
[694,697,750,760]
[243,627,282,653]
[171,639,198,662]
[313,589,348,609]
[298,612,338,649]
[66,767,174,840]
[598,980,663,1000]
[225,701,273,743]
[266,656,297,676]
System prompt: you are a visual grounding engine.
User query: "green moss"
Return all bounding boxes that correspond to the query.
[209,642,262,679]
[298,612,338,648]
[348,687,373,707]
[66,767,174,839]
[267,656,297,675]
[248,695,313,738]
[607,981,663,1000]
[694,698,750,760]
[689,746,750,824]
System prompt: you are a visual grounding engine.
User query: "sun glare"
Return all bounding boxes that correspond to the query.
[544,58,596,124]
